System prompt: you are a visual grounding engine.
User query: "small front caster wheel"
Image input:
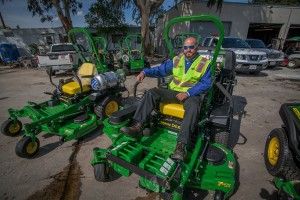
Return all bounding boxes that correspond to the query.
[94,163,110,182]
[15,136,40,158]
[1,119,22,136]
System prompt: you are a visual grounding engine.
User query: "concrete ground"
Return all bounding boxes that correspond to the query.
[0,66,299,200]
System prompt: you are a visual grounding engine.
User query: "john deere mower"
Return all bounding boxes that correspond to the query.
[1,62,126,158]
[68,28,114,72]
[117,34,150,75]
[91,15,238,200]
[264,103,300,199]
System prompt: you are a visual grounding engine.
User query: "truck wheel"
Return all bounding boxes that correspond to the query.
[287,60,297,69]
[1,119,22,136]
[264,128,300,180]
[94,163,109,182]
[15,136,40,158]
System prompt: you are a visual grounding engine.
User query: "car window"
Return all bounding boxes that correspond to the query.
[51,44,75,52]
[245,40,266,48]
[203,38,211,47]
[222,38,251,48]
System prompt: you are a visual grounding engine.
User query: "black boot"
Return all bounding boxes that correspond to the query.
[120,122,142,138]
[172,142,187,161]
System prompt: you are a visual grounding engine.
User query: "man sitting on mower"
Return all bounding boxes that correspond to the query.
[121,37,212,160]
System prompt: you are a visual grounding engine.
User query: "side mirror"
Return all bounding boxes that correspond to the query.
[267,44,272,49]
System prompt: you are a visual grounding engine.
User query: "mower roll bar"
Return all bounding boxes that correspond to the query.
[163,15,225,78]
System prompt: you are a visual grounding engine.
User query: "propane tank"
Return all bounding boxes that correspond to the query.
[91,69,125,91]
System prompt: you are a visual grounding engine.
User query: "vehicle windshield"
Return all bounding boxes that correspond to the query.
[245,39,266,48]
[222,38,251,48]
[51,44,75,52]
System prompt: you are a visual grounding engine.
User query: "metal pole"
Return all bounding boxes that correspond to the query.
[0,11,6,29]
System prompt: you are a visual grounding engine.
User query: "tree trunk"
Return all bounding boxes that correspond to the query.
[52,0,73,34]
[140,8,151,55]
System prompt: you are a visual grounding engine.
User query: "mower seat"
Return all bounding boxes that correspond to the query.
[62,63,97,95]
[159,103,185,119]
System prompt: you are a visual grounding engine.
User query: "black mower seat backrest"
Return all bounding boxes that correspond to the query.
[279,103,300,158]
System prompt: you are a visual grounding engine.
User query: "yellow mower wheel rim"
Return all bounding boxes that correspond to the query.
[8,122,21,134]
[26,141,38,154]
[268,137,280,166]
[104,101,119,117]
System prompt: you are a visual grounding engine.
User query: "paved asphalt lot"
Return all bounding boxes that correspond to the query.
[0,66,299,200]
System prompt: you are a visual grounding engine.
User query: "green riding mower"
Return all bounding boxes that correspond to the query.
[68,28,114,73]
[91,15,238,200]
[264,103,300,199]
[116,34,150,75]
[1,63,127,158]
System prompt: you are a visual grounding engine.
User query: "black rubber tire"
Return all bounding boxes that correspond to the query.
[249,71,260,75]
[160,192,173,200]
[94,96,120,120]
[15,136,40,158]
[1,119,22,136]
[214,190,225,200]
[94,163,109,182]
[287,59,297,69]
[213,131,229,147]
[264,128,300,180]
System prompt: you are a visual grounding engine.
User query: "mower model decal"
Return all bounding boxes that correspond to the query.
[217,181,231,188]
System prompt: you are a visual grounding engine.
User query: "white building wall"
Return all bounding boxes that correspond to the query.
[155,2,300,54]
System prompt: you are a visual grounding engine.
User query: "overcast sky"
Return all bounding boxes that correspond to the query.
[0,0,249,29]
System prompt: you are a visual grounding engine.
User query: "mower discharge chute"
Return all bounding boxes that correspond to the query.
[264,103,300,199]
[1,29,127,158]
[117,34,150,75]
[91,15,238,200]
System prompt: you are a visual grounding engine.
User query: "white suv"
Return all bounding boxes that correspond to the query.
[203,37,268,74]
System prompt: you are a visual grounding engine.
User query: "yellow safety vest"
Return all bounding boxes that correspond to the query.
[169,55,210,92]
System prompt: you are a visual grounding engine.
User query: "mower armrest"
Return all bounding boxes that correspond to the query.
[109,104,139,124]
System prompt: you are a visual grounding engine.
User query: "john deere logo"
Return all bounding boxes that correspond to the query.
[218,181,231,188]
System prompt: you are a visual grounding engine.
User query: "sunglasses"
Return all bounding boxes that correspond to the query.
[183,45,195,50]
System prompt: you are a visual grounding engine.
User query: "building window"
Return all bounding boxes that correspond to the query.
[46,35,53,45]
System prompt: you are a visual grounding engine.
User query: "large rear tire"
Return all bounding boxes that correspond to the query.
[264,128,300,180]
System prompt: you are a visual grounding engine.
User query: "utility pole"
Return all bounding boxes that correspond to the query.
[0,11,6,29]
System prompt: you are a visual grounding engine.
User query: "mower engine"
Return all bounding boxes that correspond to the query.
[91,69,126,92]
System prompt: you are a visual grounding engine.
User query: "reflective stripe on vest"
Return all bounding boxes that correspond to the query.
[169,55,210,92]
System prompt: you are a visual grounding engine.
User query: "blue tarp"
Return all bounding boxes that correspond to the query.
[0,43,20,64]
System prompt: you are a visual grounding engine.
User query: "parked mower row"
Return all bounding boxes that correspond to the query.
[1,15,299,200]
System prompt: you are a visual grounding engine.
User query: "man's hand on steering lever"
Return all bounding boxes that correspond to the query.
[136,71,145,82]
[176,92,189,102]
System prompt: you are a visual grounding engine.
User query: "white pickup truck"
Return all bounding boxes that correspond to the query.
[37,43,82,74]
[202,37,268,74]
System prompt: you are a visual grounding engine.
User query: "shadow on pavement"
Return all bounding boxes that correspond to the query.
[236,72,268,77]
[35,140,63,158]
[260,188,279,200]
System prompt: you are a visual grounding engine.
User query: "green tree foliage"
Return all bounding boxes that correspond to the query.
[26,0,82,32]
[112,0,223,55]
[85,0,127,34]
